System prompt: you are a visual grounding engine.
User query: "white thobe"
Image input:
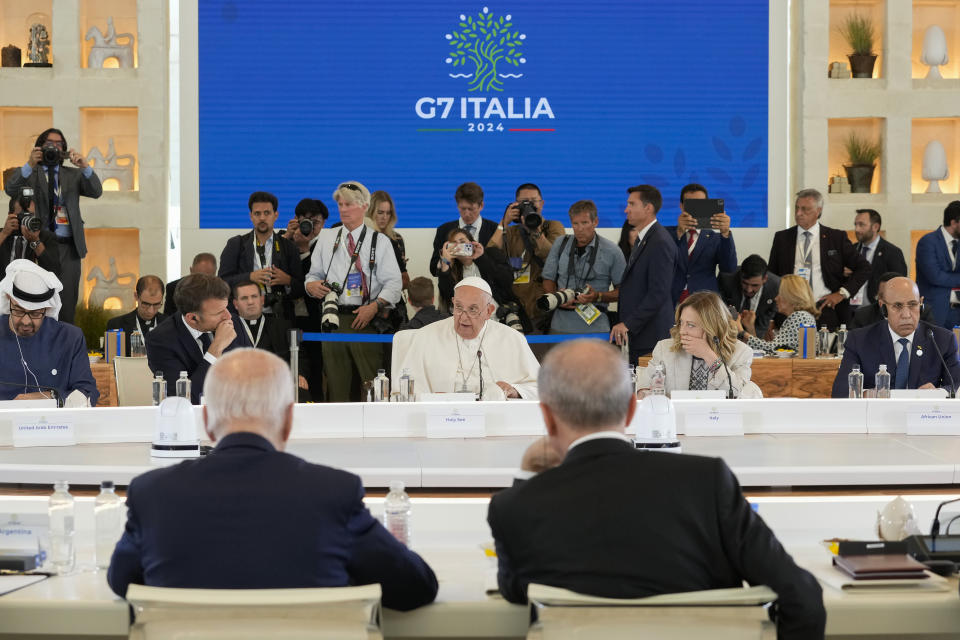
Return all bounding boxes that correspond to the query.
[398,317,539,400]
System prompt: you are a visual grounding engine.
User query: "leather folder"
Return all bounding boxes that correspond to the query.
[833,553,928,580]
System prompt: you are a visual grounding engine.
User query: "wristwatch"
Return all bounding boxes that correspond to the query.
[29,240,40,251]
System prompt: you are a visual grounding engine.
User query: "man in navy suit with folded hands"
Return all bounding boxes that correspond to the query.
[108,348,438,611]
[832,277,960,397]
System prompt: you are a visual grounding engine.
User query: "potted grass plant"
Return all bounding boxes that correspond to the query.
[838,13,877,78]
[843,131,882,193]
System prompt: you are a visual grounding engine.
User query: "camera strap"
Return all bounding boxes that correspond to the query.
[564,234,599,292]
[325,226,371,301]
[520,226,545,269]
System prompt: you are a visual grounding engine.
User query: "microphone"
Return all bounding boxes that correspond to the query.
[477,350,484,401]
[930,497,960,552]
[0,380,60,406]
[713,336,734,399]
[926,328,956,399]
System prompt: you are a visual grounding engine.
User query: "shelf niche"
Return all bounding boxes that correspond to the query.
[912,118,960,194]
[81,107,138,192]
[0,107,52,190]
[827,117,885,195]
[0,0,53,67]
[829,0,885,79]
[913,1,960,80]
[80,0,137,69]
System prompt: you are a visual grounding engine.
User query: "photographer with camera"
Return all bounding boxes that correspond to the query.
[541,200,625,334]
[219,191,304,321]
[488,184,565,330]
[428,182,498,277]
[304,181,402,402]
[1,191,60,277]
[4,128,102,324]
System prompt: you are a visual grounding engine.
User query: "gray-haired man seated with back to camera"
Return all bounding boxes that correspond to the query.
[486,339,825,640]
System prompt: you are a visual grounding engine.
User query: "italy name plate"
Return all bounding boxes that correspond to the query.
[906,408,960,435]
[12,418,77,447]
[684,409,744,437]
[426,407,485,438]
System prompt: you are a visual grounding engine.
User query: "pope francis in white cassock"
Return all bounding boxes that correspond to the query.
[397,277,539,400]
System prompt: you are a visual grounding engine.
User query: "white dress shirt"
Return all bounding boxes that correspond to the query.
[890,326,916,365]
[634,218,657,248]
[180,315,217,365]
[305,224,402,306]
[941,226,957,270]
[794,222,830,300]
[460,216,484,238]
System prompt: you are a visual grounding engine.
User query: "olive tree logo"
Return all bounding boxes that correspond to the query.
[445,7,526,92]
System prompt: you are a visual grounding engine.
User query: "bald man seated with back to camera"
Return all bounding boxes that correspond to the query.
[108,348,438,611]
[487,339,825,640]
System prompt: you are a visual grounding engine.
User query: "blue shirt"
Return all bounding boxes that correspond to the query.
[542,233,626,333]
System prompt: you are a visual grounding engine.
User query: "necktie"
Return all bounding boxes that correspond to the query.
[802,231,813,279]
[13,236,25,261]
[46,167,57,232]
[463,224,476,240]
[686,229,696,260]
[347,232,370,301]
[689,357,709,391]
[200,332,212,353]
[953,240,959,270]
[894,337,910,389]
[860,244,868,258]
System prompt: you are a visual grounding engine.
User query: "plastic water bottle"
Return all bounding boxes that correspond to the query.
[94,481,125,570]
[48,481,75,574]
[175,371,191,399]
[129,330,146,357]
[398,368,415,402]
[152,372,166,406]
[875,364,891,399]
[650,363,666,395]
[836,324,848,359]
[374,369,389,402]
[384,480,411,546]
[848,365,864,399]
[817,325,830,357]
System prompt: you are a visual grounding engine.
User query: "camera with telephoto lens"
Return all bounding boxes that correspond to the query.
[450,242,474,257]
[536,287,586,312]
[16,188,42,235]
[321,291,340,332]
[298,218,315,237]
[498,301,524,333]
[41,143,64,167]
[517,200,543,230]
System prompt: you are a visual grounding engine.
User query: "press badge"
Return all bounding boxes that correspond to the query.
[345,272,363,297]
[54,206,69,227]
[796,267,811,281]
[513,264,531,284]
[575,303,602,325]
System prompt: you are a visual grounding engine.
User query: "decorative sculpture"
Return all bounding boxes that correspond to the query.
[922,140,949,194]
[85,18,134,69]
[87,257,136,310]
[86,138,136,191]
[25,24,51,67]
[1,45,21,67]
[921,25,949,80]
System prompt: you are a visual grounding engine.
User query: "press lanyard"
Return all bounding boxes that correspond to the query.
[253,235,280,293]
[564,234,599,291]
[324,226,368,287]
[240,317,265,347]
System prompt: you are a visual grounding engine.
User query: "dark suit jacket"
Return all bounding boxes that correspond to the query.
[399,305,450,330]
[854,236,907,303]
[619,221,681,362]
[242,314,291,362]
[767,224,871,325]
[487,438,825,640]
[666,227,737,298]
[3,164,102,259]
[145,313,251,403]
[105,308,167,356]
[108,432,438,611]
[163,278,180,317]
[0,228,61,277]
[916,229,960,327]
[851,301,935,330]
[718,270,781,334]
[429,218,499,276]
[831,320,960,397]
[219,231,305,318]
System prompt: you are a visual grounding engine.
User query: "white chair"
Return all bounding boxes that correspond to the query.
[525,583,777,640]
[125,583,382,640]
[113,357,156,406]
[390,329,417,382]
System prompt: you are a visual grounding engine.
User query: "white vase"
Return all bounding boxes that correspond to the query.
[921,25,949,79]
[922,140,949,193]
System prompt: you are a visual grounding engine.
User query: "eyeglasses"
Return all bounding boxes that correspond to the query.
[340,183,361,192]
[887,301,921,312]
[10,307,46,320]
[452,304,484,318]
[139,301,163,309]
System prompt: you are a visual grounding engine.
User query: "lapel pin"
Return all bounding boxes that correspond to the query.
[916,345,924,357]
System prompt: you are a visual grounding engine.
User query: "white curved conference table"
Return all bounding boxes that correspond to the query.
[1,398,960,488]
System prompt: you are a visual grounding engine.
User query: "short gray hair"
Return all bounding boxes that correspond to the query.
[204,348,294,438]
[795,188,823,210]
[538,339,633,431]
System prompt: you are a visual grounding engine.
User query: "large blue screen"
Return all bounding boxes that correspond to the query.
[199,1,768,229]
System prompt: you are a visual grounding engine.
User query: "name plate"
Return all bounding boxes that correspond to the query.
[12,418,77,448]
[426,407,485,438]
[907,408,960,435]
[0,514,47,551]
[684,409,744,437]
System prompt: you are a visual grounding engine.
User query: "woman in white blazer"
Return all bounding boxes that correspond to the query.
[637,290,761,398]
